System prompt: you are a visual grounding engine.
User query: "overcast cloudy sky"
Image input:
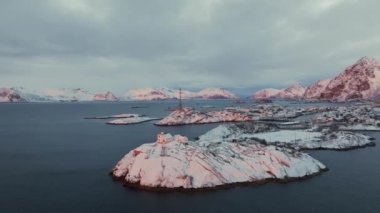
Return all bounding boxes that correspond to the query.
[1,0,380,94]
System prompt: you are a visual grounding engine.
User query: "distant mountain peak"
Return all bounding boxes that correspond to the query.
[253,83,305,100]
[122,87,239,100]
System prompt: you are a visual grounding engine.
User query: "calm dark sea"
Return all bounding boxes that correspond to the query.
[0,101,379,213]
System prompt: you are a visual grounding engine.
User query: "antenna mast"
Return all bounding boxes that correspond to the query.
[178,88,183,110]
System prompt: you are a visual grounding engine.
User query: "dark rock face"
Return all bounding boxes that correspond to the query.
[0,88,21,102]
[315,57,380,101]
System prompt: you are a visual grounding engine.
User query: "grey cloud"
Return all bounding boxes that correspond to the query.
[0,0,380,94]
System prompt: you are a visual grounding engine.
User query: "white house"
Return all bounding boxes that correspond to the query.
[156,132,188,144]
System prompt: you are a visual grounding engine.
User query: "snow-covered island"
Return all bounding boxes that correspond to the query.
[112,132,327,190]
[155,105,331,126]
[107,116,159,125]
[110,102,380,190]
[155,107,254,126]
[85,113,159,125]
[199,124,375,150]
[84,113,141,119]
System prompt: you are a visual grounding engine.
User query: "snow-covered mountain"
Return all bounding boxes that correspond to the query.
[121,88,184,101]
[253,83,305,100]
[11,87,52,102]
[122,87,239,100]
[93,91,118,101]
[0,87,119,102]
[40,88,91,101]
[191,88,239,99]
[39,88,119,102]
[309,57,380,101]
[253,88,282,100]
[253,57,380,102]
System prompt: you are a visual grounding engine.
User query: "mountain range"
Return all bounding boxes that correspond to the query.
[0,87,238,102]
[2,57,380,103]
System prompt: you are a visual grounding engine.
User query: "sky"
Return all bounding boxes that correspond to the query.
[1,0,380,95]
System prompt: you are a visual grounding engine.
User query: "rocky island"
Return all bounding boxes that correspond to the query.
[112,131,327,190]
[155,107,254,126]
